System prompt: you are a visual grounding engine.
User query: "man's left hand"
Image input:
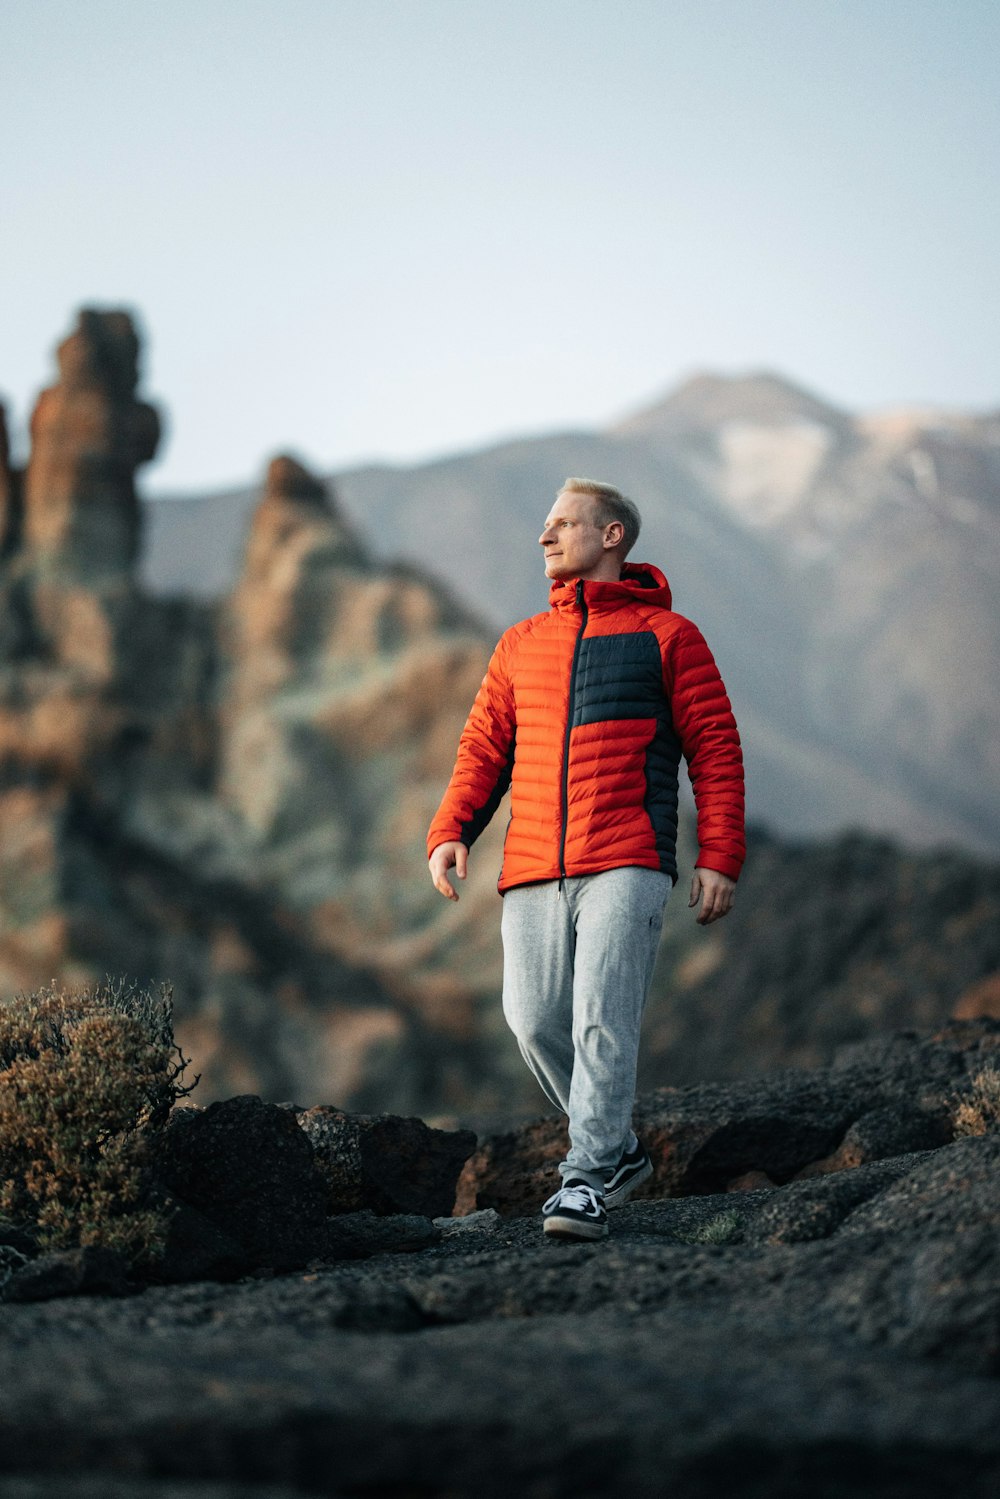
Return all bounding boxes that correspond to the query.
[688,868,736,925]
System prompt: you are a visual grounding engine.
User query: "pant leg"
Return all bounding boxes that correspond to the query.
[500,879,576,1114]
[561,866,672,1190]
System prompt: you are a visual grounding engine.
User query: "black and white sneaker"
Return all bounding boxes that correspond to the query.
[542,1179,608,1241]
[603,1137,653,1210]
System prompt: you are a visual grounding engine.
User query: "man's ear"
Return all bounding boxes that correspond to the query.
[604,521,624,550]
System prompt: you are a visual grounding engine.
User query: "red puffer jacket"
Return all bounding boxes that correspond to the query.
[427,562,745,891]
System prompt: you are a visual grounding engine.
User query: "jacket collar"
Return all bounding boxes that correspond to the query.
[549,561,673,615]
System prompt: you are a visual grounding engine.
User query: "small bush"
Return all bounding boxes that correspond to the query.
[0,978,196,1262]
[952,1066,1000,1138]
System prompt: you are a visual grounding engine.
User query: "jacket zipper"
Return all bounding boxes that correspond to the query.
[559,579,588,886]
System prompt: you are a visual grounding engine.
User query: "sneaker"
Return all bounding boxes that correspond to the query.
[542,1179,608,1241]
[603,1137,653,1210]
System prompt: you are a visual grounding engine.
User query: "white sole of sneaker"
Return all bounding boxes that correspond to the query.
[604,1156,653,1211]
[543,1215,609,1241]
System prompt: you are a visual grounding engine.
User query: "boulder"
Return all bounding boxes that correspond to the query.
[794,1103,951,1176]
[146,1196,252,1285]
[149,1096,329,1270]
[297,1105,476,1217]
[317,1210,440,1260]
[1,1245,134,1303]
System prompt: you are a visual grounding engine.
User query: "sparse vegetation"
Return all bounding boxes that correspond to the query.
[952,1065,1000,1138]
[673,1209,743,1246]
[0,978,197,1262]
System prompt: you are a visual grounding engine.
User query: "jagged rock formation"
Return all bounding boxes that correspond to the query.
[1,1021,1000,1496]
[0,311,162,769]
[22,309,159,576]
[0,312,516,1117]
[206,450,517,1110]
[0,311,190,1000]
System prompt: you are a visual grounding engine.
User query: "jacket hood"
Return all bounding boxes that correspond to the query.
[549,561,673,614]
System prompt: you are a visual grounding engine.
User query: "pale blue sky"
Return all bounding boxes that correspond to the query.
[2,0,998,490]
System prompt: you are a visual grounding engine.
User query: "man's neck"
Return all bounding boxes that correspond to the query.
[575,559,623,584]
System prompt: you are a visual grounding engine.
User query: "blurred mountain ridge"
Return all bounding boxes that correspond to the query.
[144,366,1000,857]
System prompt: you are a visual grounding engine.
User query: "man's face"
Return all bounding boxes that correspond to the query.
[539,491,615,582]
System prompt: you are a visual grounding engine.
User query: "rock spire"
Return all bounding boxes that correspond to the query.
[22,308,160,575]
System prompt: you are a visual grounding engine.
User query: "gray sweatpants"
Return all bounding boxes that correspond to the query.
[500,866,672,1193]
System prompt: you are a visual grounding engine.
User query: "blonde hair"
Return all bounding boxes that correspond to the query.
[560,477,641,559]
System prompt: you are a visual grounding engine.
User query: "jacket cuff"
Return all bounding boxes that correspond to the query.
[695,852,743,882]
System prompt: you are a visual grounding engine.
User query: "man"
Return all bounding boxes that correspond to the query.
[427,478,745,1241]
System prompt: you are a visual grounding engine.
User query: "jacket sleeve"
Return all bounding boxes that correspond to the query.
[427,631,517,856]
[663,618,746,881]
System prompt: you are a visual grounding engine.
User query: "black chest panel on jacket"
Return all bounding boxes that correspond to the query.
[571,630,667,729]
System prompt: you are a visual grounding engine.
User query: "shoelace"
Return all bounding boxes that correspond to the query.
[543,1183,603,1215]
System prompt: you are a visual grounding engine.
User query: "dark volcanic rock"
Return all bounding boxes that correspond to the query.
[148,1198,251,1285]
[0,1221,37,1256]
[149,1096,329,1271]
[453,1115,569,1218]
[639,827,1000,1091]
[796,1101,951,1175]
[2,1133,1000,1494]
[2,1245,134,1303]
[318,1209,440,1259]
[456,1018,1000,1215]
[2,1025,1000,1496]
[837,1130,1000,1241]
[741,1152,925,1245]
[297,1104,476,1216]
[0,1482,308,1498]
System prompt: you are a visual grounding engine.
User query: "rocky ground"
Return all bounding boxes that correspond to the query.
[1,1021,999,1497]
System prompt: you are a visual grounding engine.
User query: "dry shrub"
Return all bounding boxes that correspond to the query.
[952,1066,1000,1139]
[0,978,196,1261]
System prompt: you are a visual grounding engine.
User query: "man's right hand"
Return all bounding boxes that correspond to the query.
[429,841,468,901]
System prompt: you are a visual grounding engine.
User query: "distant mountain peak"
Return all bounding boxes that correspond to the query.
[610,369,850,439]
